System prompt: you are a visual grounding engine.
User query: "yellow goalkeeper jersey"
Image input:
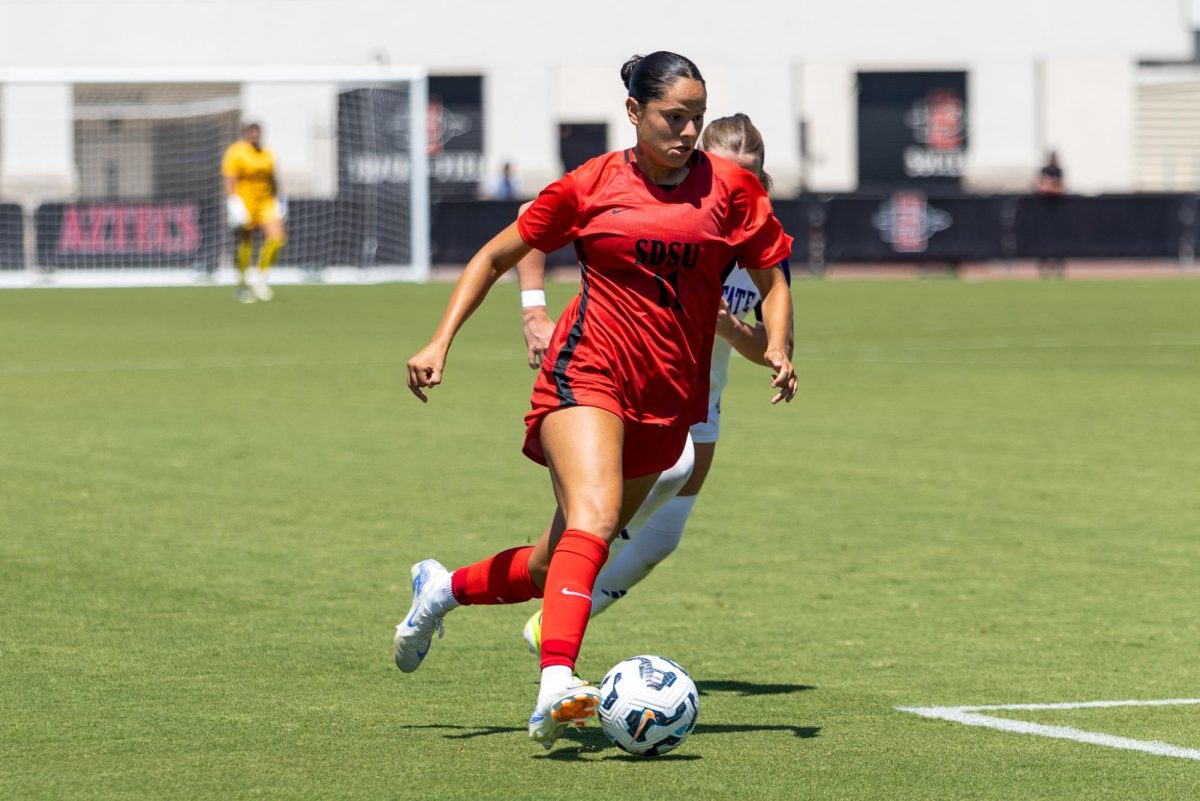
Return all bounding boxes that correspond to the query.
[222,140,276,206]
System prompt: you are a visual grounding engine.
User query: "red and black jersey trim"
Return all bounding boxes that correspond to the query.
[552,242,591,405]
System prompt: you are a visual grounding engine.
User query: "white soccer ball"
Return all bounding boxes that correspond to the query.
[597,655,700,757]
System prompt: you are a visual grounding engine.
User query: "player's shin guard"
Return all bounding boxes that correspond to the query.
[259,236,284,271]
[540,529,609,670]
[450,546,543,605]
[236,238,253,281]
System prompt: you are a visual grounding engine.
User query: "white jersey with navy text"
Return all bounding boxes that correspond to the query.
[691,259,790,444]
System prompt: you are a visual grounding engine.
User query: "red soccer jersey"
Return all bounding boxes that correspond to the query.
[518,148,793,430]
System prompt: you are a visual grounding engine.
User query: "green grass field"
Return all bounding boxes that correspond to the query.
[3,278,1199,800]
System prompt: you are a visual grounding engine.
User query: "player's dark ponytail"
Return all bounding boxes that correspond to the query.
[621,51,705,103]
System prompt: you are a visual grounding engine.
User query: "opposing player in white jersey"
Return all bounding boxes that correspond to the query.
[517,113,792,651]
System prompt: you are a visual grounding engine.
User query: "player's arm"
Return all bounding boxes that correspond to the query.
[514,202,556,369]
[407,224,532,401]
[715,296,771,367]
[748,265,796,404]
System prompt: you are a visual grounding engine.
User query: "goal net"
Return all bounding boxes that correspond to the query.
[0,67,429,286]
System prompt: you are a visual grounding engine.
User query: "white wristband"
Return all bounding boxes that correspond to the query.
[521,289,547,308]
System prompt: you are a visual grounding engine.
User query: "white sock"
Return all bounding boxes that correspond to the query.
[592,494,698,615]
[430,570,459,616]
[597,438,694,603]
[624,436,695,533]
[538,665,575,708]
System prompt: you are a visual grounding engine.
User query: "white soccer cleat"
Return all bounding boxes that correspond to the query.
[521,610,542,657]
[528,679,601,749]
[393,559,450,673]
[235,285,256,304]
[252,277,273,302]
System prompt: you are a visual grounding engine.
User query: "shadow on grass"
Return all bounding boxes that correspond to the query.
[539,724,821,761]
[696,679,817,697]
[396,724,523,740]
[538,729,700,762]
[697,724,821,740]
[399,716,821,760]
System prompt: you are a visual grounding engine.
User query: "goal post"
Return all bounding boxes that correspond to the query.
[0,66,429,287]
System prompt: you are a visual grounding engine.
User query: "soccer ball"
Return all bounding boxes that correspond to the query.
[597,655,700,757]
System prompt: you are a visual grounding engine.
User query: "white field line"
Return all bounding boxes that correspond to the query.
[898,699,1200,761]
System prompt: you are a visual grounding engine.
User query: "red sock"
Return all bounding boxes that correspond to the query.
[540,529,609,670]
[450,546,543,605]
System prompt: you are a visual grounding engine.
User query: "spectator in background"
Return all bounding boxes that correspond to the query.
[1036,151,1065,196]
[1035,151,1066,279]
[483,161,522,200]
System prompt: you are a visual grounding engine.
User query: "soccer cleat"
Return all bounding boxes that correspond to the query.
[393,559,450,673]
[521,610,542,657]
[252,278,273,302]
[235,285,256,304]
[528,679,602,749]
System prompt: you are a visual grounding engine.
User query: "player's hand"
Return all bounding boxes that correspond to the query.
[764,348,797,405]
[522,307,556,369]
[406,341,449,403]
[226,195,249,229]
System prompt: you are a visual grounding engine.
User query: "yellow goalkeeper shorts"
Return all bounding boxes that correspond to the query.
[241,197,283,230]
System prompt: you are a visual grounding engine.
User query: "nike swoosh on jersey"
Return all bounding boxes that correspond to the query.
[560,587,592,601]
[610,207,629,214]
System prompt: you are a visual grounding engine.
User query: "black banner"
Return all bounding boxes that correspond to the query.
[431,200,553,263]
[337,86,413,265]
[858,71,968,191]
[428,76,485,201]
[1013,194,1182,259]
[35,201,221,269]
[0,204,23,270]
[822,192,1003,262]
[769,199,816,269]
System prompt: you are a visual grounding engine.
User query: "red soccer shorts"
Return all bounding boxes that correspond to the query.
[523,400,689,480]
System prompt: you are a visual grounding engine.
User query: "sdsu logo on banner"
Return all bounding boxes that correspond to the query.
[425,76,484,199]
[857,71,968,190]
[904,89,966,179]
[338,76,484,206]
[872,191,952,253]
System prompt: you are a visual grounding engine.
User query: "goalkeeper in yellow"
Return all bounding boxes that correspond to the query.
[222,122,286,302]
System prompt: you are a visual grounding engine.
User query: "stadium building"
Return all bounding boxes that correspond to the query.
[0,0,1198,281]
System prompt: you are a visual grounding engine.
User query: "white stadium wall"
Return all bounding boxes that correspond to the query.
[0,0,1193,197]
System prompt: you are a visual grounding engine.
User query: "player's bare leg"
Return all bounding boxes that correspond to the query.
[522,435,695,652]
[527,406,660,747]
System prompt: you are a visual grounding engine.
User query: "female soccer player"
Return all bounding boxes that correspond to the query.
[222,122,287,303]
[395,52,796,749]
[517,114,788,653]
